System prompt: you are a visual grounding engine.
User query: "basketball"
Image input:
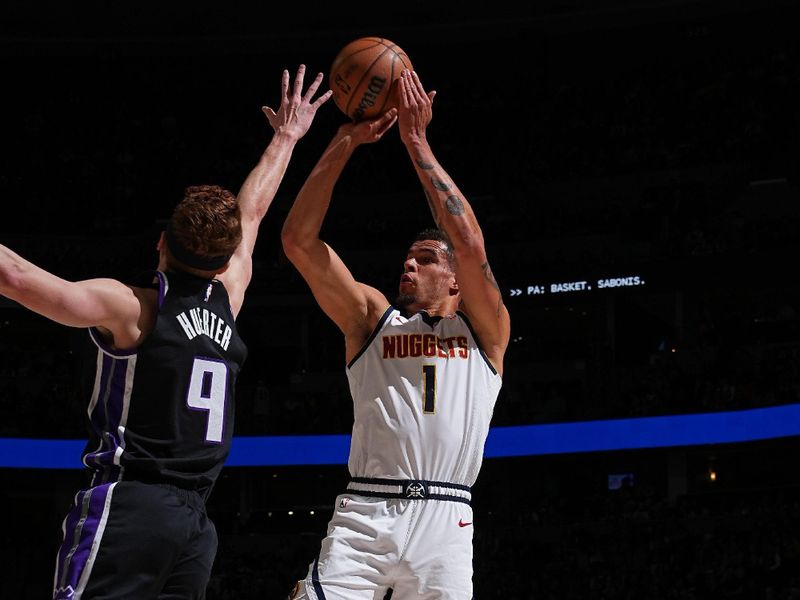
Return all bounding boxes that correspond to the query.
[329,37,413,121]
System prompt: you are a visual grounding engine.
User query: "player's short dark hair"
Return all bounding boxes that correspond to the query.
[413,228,455,268]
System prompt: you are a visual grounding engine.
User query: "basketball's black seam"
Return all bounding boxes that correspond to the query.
[377,52,400,115]
[331,39,384,113]
[345,42,392,117]
[344,40,394,118]
[379,48,412,115]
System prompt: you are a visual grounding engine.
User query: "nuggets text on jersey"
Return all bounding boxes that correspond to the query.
[382,333,469,359]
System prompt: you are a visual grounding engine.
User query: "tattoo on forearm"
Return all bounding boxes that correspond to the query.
[445,195,465,216]
[432,177,451,191]
[481,262,501,292]
[424,188,441,226]
[415,158,434,170]
[481,262,505,317]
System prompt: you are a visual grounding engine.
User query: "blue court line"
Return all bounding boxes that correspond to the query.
[1,403,798,469]
[482,402,800,457]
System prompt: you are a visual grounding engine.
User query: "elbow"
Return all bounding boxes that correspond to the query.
[280,225,306,263]
[0,263,24,296]
[454,231,486,259]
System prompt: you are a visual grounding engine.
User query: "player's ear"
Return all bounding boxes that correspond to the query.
[157,232,166,252]
[449,276,459,296]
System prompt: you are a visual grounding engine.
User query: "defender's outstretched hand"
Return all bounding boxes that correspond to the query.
[262,65,333,140]
[224,64,332,317]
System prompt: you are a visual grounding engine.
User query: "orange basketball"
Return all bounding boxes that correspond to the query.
[329,37,413,121]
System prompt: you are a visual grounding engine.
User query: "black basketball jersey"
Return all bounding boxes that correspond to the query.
[81,270,247,499]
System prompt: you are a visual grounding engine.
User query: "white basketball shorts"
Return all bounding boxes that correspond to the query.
[288,493,475,600]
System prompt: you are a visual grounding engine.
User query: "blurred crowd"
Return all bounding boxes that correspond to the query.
[3,6,797,436]
[2,270,799,437]
[2,168,799,437]
[198,482,800,599]
[473,484,800,599]
[1,173,799,437]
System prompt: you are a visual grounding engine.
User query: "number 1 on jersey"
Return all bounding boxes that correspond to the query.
[187,357,228,443]
[423,364,436,414]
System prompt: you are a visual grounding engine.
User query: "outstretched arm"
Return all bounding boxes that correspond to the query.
[220,65,332,318]
[0,244,145,348]
[281,110,397,362]
[397,69,510,373]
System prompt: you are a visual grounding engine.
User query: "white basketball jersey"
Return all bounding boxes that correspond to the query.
[346,307,502,486]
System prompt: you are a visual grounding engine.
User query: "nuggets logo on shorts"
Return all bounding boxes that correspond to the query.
[405,481,428,499]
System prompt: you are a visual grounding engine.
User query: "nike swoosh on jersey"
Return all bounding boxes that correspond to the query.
[458,519,472,527]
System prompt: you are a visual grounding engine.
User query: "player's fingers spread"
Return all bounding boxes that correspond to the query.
[293,64,306,97]
[262,106,276,118]
[281,69,290,101]
[311,89,333,109]
[304,72,324,101]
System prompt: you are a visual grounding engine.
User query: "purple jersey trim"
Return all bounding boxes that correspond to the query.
[155,270,168,307]
[88,327,137,359]
[83,351,130,481]
[54,483,115,598]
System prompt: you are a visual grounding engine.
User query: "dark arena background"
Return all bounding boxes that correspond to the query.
[2,0,799,598]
